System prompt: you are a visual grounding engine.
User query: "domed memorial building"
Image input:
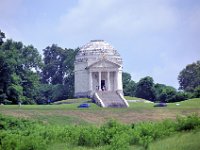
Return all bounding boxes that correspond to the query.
[74,40,129,107]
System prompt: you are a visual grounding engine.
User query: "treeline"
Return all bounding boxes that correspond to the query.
[123,60,200,102]
[0,29,199,104]
[0,30,77,104]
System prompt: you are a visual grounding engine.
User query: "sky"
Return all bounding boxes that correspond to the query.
[0,0,200,88]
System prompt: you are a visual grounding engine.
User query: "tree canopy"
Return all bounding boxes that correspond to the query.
[122,72,136,96]
[178,60,200,92]
[0,39,43,104]
[41,44,78,101]
[135,76,156,101]
[0,30,79,104]
[0,30,5,45]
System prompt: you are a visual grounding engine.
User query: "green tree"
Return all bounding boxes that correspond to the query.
[122,72,136,96]
[174,91,191,102]
[154,83,166,99]
[0,38,42,104]
[135,76,156,101]
[41,44,78,101]
[158,86,176,103]
[0,29,5,45]
[194,86,200,98]
[154,84,179,102]
[178,60,200,92]
[7,73,25,103]
[35,84,54,104]
[42,45,77,84]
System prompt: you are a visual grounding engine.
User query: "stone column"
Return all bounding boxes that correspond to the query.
[98,71,101,91]
[89,71,93,91]
[107,71,110,91]
[115,71,118,90]
[118,70,123,90]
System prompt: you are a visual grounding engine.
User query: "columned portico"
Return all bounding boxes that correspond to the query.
[88,68,122,96]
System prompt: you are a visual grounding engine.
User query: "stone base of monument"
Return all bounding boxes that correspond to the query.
[93,91,129,108]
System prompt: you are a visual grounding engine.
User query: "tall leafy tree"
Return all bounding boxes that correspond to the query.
[41,44,78,101]
[157,86,176,102]
[0,38,43,104]
[0,29,5,45]
[122,72,136,96]
[135,76,156,101]
[178,60,200,92]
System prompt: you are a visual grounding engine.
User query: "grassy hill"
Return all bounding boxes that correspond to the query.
[0,98,200,150]
[0,98,199,125]
[167,98,200,108]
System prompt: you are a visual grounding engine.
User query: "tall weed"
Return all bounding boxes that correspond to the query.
[0,114,200,150]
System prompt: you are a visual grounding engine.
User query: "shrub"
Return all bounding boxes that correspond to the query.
[78,126,101,147]
[130,119,177,149]
[109,133,130,150]
[176,114,200,131]
[131,122,154,149]
[0,114,200,150]
[100,120,131,145]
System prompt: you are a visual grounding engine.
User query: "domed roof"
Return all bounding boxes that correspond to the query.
[80,40,115,52]
[75,40,122,65]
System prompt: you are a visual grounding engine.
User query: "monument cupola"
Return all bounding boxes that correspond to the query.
[75,40,122,65]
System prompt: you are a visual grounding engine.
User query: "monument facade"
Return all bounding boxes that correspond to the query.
[74,40,128,107]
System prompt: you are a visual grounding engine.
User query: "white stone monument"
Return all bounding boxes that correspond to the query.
[74,40,128,107]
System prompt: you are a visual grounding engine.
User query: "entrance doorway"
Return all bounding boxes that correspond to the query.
[101,80,105,91]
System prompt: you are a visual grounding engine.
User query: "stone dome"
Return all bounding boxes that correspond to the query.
[75,40,122,65]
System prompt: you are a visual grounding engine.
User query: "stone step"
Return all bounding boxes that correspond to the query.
[96,91,127,107]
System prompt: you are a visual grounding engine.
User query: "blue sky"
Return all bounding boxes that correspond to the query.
[1,0,200,88]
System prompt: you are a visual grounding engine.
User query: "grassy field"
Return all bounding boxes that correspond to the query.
[124,96,147,100]
[0,98,199,125]
[148,131,200,150]
[0,98,200,150]
[47,131,200,150]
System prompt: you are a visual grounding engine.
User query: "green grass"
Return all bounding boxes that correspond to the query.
[0,102,99,110]
[54,98,91,104]
[0,98,199,150]
[0,98,199,126]
[149,131,200,150]
[167,98,200,109]
[124,96,147,100]
[35,115,89,125]
[128,102,154,109]
[1,112,200,150]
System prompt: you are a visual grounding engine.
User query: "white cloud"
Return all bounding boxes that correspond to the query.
[57,0,178,38]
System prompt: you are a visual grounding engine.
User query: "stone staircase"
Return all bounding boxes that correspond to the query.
[94,91,129,108]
